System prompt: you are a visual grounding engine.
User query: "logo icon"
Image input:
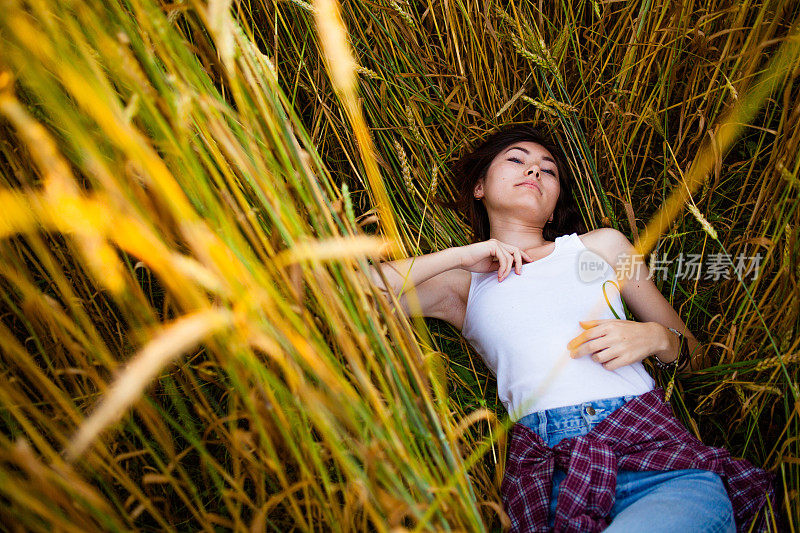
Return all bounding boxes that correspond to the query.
[577,249,607,283]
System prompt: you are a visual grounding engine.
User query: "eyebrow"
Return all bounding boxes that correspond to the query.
[504,146,557,165]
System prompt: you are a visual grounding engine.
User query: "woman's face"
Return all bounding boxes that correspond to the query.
[474,141,561,225]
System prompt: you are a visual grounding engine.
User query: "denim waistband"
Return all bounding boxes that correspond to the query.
[517,393,639,440]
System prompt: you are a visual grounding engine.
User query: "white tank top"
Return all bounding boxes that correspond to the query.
[461,232,655,422]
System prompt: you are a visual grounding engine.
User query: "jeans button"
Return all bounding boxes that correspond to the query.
[586,406,596,415]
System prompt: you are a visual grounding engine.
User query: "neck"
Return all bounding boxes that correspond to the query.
[488,218,551,251]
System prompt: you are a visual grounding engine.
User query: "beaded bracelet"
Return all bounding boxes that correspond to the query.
[652,327,687,371]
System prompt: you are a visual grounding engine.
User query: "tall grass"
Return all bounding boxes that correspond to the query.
[0,0,798,530]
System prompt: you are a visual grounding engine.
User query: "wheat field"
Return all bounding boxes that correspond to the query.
[0,0,798,530]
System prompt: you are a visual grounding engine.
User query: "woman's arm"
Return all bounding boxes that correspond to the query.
[586,228,703,373]
[368,239,531,322]
[370,239,533,322]
[367,248,463,319]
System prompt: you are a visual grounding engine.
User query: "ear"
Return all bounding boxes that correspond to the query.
[473,179,484,199]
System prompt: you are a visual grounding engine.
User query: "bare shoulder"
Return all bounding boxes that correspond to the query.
[577,228,633,268]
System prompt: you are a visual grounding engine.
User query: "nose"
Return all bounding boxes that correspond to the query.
[526,167,541,179]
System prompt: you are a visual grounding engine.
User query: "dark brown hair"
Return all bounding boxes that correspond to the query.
[434,124,587,243]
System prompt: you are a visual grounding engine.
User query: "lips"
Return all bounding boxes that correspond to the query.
[517,180,541,193]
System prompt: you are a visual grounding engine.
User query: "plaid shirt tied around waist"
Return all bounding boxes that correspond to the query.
[500,387,777,532]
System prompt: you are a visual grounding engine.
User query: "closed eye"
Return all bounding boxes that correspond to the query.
[508,157,557,175]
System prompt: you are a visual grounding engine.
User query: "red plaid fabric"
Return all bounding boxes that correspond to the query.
[501,387,777,532]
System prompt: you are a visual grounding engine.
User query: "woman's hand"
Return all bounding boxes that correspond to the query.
[566,319,669,371]
[456,239,534,282]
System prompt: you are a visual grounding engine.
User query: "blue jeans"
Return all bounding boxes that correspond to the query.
[517,394,736,532]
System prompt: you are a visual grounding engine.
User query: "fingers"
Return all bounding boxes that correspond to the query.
[596,350,624,370]
[503,242,532,263]
[492,242,506,281]
[513,248,522,275]
[505,244,522,275]
[568,325,607,352]
[569,336,592,357]
[502,248,513,281]
[495,243,529,281]
[590,347,614,363]
[503,248,513,280]
[573,338,612,360]
[493,244,508,281]
[503,246,517,280]
[496,251,506,280]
